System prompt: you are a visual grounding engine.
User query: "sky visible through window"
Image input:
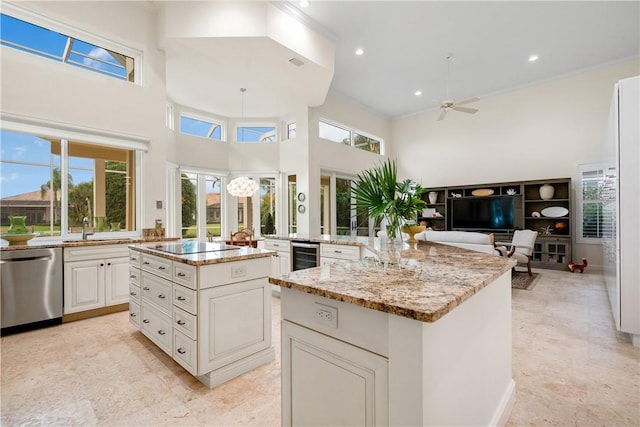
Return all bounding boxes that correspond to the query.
[0,13,131,80]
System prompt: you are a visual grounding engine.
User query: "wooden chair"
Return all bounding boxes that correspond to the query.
[495,229,539,276]
[229,230,254,246]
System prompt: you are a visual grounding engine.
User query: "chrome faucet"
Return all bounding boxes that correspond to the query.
[82,217,93,240]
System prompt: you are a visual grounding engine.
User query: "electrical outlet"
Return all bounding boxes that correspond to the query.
[314,302,338,328]
[230,264,246,278]
[156,200,163,209]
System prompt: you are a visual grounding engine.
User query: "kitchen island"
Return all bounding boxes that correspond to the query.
[270,240,517,426]
[129,240,275,388]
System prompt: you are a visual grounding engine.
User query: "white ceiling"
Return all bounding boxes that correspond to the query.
[161,1,639,119]
[295,0,640,118]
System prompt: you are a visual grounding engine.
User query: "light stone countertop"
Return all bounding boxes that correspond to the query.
[130,241,274,266]
[0,237,180,251]
[263,233,370,247]
[269,240,516,323]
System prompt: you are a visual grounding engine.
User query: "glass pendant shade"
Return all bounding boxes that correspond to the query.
[227,176,259,197]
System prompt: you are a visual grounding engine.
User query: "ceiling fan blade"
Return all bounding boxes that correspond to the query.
[437,109,448,121]
[455,97,480,106]
[452,106,478,114]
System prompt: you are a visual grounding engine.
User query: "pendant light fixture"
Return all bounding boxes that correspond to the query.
[227,88,258,197]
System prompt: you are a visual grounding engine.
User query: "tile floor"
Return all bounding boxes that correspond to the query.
[1,270,639,426]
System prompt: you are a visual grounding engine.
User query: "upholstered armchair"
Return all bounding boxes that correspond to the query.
[495,229,539,276]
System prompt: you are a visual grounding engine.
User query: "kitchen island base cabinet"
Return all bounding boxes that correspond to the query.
[280,269,514,426]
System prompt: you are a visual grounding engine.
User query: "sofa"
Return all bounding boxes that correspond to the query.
[416,230,499,255]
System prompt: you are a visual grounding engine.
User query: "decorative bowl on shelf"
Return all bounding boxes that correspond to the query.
[471,188,494,197]
[1,233,38,246]
[541,206,569,218]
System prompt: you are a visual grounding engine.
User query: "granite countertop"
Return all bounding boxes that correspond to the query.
[130,241,274,266]
[0,237,180,251]
[269,240,516,323]
[264,233,370,247]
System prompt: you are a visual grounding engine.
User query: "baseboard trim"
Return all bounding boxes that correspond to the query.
[490,378,516,426]
[63,303,128,323]
[196,346,275,389]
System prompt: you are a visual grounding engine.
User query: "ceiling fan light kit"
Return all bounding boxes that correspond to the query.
[436,54,479,121]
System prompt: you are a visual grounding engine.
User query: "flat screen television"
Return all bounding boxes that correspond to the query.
[451,196,515,231]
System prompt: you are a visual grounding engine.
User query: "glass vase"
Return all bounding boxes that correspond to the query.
[8,216,28,234]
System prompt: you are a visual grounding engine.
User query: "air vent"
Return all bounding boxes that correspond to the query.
[289,57,304,67]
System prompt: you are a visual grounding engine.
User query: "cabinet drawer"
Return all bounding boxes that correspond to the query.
[265,239,290,253]
[129,250,141,267]
[173,284,197,315]
[320,243,361,261]
[140,304,172,355]
[129,266,141,285]
[141,253,172,279]
[129,283,141,303]
[199,257,271,289]
[64,244,130,262]
[141,272,172,314]
[129,300,140,328]
[173,306,197,340]
[173,262,197,289]
[173,329,197,375]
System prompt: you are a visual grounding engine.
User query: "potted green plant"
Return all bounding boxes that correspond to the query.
[351,159,427,242]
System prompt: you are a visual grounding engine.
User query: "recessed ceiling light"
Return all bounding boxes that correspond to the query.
[355,48,364,56]
[414,90,422,96]
[528,54,539,62]
[299,0,309,8]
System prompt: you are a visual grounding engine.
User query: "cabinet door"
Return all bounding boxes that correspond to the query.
[282,320,388,427]
[279,251,291,276]
[105,256,130,306]
[198,278,271,375]
[64,260,104,314]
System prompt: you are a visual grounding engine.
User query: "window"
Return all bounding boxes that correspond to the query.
[180,171,224,239]
[236,125,277,142]
[578,164,614,242]
[0,130,139,236]
[260,178,277,235]
[319,119,383,154]
[180,115,223,141]
[320,172,371,237]
[1,13,137,82]
[287,122,297,139]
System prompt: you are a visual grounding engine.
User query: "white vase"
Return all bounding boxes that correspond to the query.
[539,184,555,200]
[428,191,438,204]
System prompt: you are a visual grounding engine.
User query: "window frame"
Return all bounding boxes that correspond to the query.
[178,167,228,240]
[179,113,225,141]
[235,122,278,143]
[577,163,609,244]
[318,118,384,155]
[1,3,142,85]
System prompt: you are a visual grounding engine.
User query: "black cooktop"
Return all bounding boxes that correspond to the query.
[152,241,240,255]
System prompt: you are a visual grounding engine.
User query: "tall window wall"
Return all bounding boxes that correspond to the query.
[0,130,139,236]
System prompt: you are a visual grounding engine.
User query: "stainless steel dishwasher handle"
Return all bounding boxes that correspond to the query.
[292,242,318,249]
[0,256,52,263]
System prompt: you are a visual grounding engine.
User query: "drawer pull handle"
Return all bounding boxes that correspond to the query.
[131,257,138,261]
[143,261,150,265]
[334,250,342,253]
[130,292,137,296]
[158,266,166,270]
[143,286,150,291]
[177,296,186,301]
[130,274,137,279]
[158,294,166,299]
[158,330,166,335]
[177,348,186,354]
[177,272,186,277]
[176,320,186,326]
[130,313,136,317]
[142,319,150,324]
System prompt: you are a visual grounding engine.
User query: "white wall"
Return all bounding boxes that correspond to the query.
[0,1,169,228]
[391,59,640,265]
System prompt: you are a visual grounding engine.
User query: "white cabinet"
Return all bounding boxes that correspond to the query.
[320,243,362,267]
[130,249,275,387]
[281,289,388,427]
[63,245,130,314]
[265,238,291,276]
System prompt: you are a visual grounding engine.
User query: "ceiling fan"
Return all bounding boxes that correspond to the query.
[436,54,479,121]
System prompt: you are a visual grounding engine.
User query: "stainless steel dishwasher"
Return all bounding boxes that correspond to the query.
[1,247,63,335]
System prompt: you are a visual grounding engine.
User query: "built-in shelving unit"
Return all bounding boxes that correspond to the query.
[418,178,572,270]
